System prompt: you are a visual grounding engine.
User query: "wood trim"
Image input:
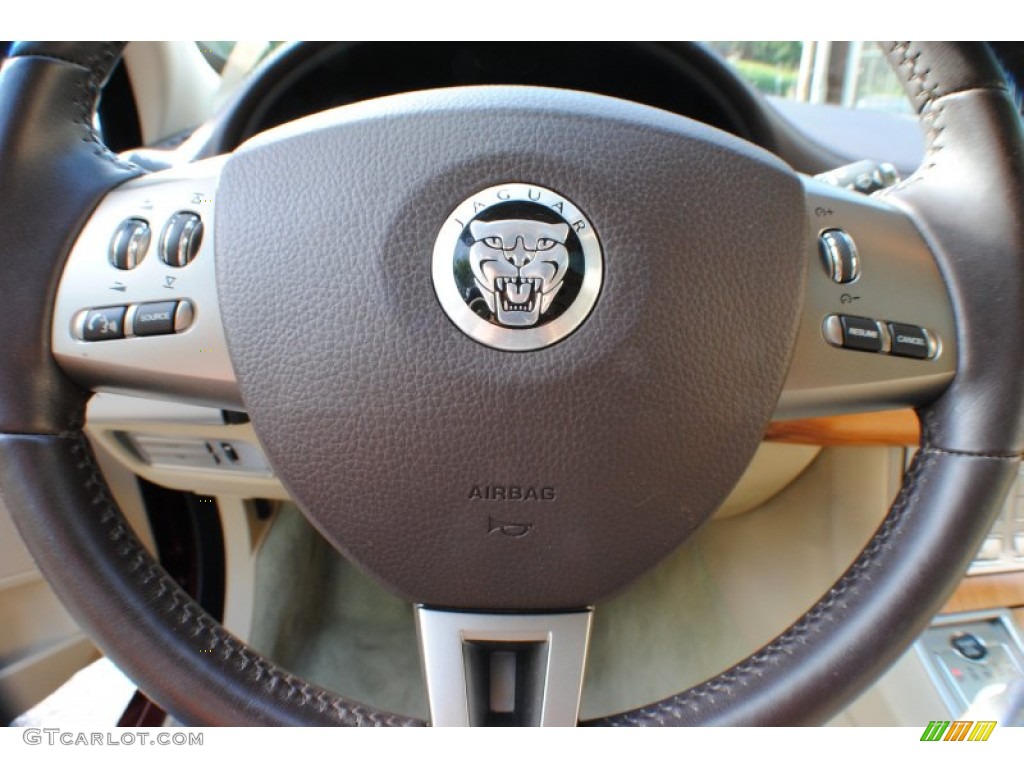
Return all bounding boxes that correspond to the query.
[766,409,919,446]
[942,572,1024,615]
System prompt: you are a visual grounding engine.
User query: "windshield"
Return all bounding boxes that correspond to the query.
[199,41,912,116]
[705,41,912,114]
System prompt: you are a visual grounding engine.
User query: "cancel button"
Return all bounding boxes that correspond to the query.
[888,322,932,360]
[134,301,178,337]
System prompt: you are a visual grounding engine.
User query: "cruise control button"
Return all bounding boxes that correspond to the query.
[82,307,127,341]
[839,315,883,352]
[133,301,178,336]
[889,322,932,359]
[818,229,860,284]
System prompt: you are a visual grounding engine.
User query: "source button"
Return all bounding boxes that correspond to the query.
[133,301,178,336]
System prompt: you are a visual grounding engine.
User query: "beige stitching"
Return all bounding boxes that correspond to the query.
[592,450,938,725]
[877,42,948,196]
[68,434,423,726]
[19,45,141,173]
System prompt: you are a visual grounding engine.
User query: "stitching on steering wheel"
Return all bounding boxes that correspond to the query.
[917,406,1024,459]
[882,41,1011,197]
[67,431,424,726]
[10,43,140,173]
[890,42,940,112]
[880,42,948,194]
[587,447,937,725]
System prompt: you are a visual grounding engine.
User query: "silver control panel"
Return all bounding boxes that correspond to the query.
[916,610,1024,715]
[51,156,239,409]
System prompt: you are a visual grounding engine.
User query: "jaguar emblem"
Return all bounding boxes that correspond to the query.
[468,219,570,327]
[432,183,603,352]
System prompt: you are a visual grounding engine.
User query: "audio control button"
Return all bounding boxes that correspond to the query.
[109,218,151,270]
[159,212,203,267]
[132,301,178,336]
[79,307,127,341]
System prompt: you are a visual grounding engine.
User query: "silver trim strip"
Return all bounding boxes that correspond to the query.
[71,309,88,342]
[923,327,939,360]
[159,210,178,267]
[877,319,892,354]
[126,226,142,269]
[109,222,129,269]
[415,606,592,727]
[178,215,200,267]
[822,314,843,347]
[174,299,195,332]
[124,304,139,338]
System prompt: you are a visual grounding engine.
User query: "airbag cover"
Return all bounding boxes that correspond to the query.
[215,86,806,609]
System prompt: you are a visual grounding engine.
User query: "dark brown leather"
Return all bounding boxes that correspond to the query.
[215,86,807,610]
[881,42,1024,455]
[0,42,141,434]
[0,432,422,726]
[0,42,1021,727]
[885,42,1008,113]
[588,450,1019,725]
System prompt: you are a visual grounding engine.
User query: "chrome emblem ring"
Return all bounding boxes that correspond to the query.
[432,183,603,351]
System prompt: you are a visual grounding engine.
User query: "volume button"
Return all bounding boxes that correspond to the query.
[159,212,204,267]
[109,219,151,270]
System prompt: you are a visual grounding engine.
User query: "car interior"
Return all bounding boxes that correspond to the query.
[1,40,1023,728]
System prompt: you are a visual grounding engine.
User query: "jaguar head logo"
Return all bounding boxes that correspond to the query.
[433,183,601,351]
[468,219,571,327]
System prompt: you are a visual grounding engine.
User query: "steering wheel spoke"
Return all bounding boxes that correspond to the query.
[776,177,956,419]
[51,157,239,408]
[416,607,592,726]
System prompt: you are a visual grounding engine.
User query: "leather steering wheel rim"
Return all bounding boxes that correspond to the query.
[0,41,1022,726]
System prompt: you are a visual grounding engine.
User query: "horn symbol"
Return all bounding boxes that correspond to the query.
[487,517,534,538]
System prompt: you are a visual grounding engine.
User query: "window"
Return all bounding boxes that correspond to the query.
[707,41,912,114]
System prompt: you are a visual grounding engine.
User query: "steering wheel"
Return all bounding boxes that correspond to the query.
[1,41,1022,726]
